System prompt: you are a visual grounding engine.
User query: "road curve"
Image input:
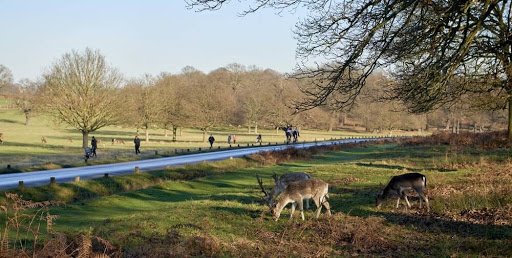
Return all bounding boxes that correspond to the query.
[0,137,386,190]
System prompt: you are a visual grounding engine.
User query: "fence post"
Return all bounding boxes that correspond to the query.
[18,181,24,190]
[104,173,109,178]
[74,176,80,182]
[50,177,56,186]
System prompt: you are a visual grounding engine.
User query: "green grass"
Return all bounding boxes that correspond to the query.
[3,143,508,256]
[0,107,423,173]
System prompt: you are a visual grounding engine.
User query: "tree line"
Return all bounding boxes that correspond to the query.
[0,49,507,148]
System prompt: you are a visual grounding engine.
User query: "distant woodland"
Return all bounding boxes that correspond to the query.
[0,58,507,146]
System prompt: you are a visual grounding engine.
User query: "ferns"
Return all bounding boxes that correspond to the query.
[0,193,120,257]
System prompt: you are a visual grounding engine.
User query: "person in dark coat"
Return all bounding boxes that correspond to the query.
[208,135,215,149]
[134,136,141,154]
[91,136,97,157]
[256,134,262,143]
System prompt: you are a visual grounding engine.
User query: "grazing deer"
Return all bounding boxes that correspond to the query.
[111,138,126,145]
[376,172,429,212]
[270,178,331,221]
[257,172,312,207]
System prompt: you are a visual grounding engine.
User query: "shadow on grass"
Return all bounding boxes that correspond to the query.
[374,210,512,240]
[211,206,261,218]
[355,162,458,173]
[329,185,512,241]
[277,163,314,169]
[65,129,136,138]
[0,118,23,124]
[0,141,78,150]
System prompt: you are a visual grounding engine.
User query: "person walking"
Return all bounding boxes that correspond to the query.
[91,136,97,157]
[256,134,262,143]
[227,134,232,145]
[134,136,141,154]
[208,134,215,149]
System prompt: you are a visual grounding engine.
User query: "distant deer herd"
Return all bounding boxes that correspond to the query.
[257,172,429,221]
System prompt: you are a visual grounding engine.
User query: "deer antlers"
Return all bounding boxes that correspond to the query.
[256,175,269,198]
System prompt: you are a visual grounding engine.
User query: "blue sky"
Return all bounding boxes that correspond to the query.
[0,0,300,81]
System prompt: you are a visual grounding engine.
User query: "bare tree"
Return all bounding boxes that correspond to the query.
[42,48,121,148]
[122,75,163,142]
[154,74,189,141]
[188,0,512,139]
[0,65,13,92]
[181,68,230,142]
[13,79,41,126]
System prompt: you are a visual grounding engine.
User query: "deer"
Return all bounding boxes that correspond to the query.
[270,178,331,221]
[376,172,429,212]
[257,172,312,208]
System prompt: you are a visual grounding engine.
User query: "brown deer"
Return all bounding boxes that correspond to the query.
[270,178,331,221]
[376,172,429,211]
[257,172,311,208]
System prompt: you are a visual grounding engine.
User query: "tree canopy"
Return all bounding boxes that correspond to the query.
[42,48,121,148]
[187,0,512,138]
[0,65,13,91]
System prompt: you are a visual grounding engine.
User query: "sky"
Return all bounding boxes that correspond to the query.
[0,0,301,81]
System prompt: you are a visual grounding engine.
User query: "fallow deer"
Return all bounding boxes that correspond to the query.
[270,178,331,221]
[257,172,311,207]
[376,172,429,211]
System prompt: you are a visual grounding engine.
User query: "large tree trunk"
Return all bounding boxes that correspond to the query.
[202,129,207,142]
[508,97,512,140]
[145,125,149,142]
[254,124,258,134]
[328,110,337,132]
[82,131,89,148]
[24,111,30,126]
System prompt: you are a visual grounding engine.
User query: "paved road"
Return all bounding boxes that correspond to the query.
[0,137,385,190]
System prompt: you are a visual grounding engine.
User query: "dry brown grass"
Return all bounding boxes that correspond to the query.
[402,131,511,149]
[0,193,120,258]
[248,147,317,166]
[428,162,512,226]
[223,214,423,257]
[247,139,396,166]
[122,229,221,258]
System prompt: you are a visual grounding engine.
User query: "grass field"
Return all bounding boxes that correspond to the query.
[1,140,511,257]
[0,107,421,172]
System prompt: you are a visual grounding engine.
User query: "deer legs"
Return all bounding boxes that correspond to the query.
[396,190,412,209]
[313,196,331,218]
[418,191,430,212]
[395,190,430,212]
[289,201,305,220]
